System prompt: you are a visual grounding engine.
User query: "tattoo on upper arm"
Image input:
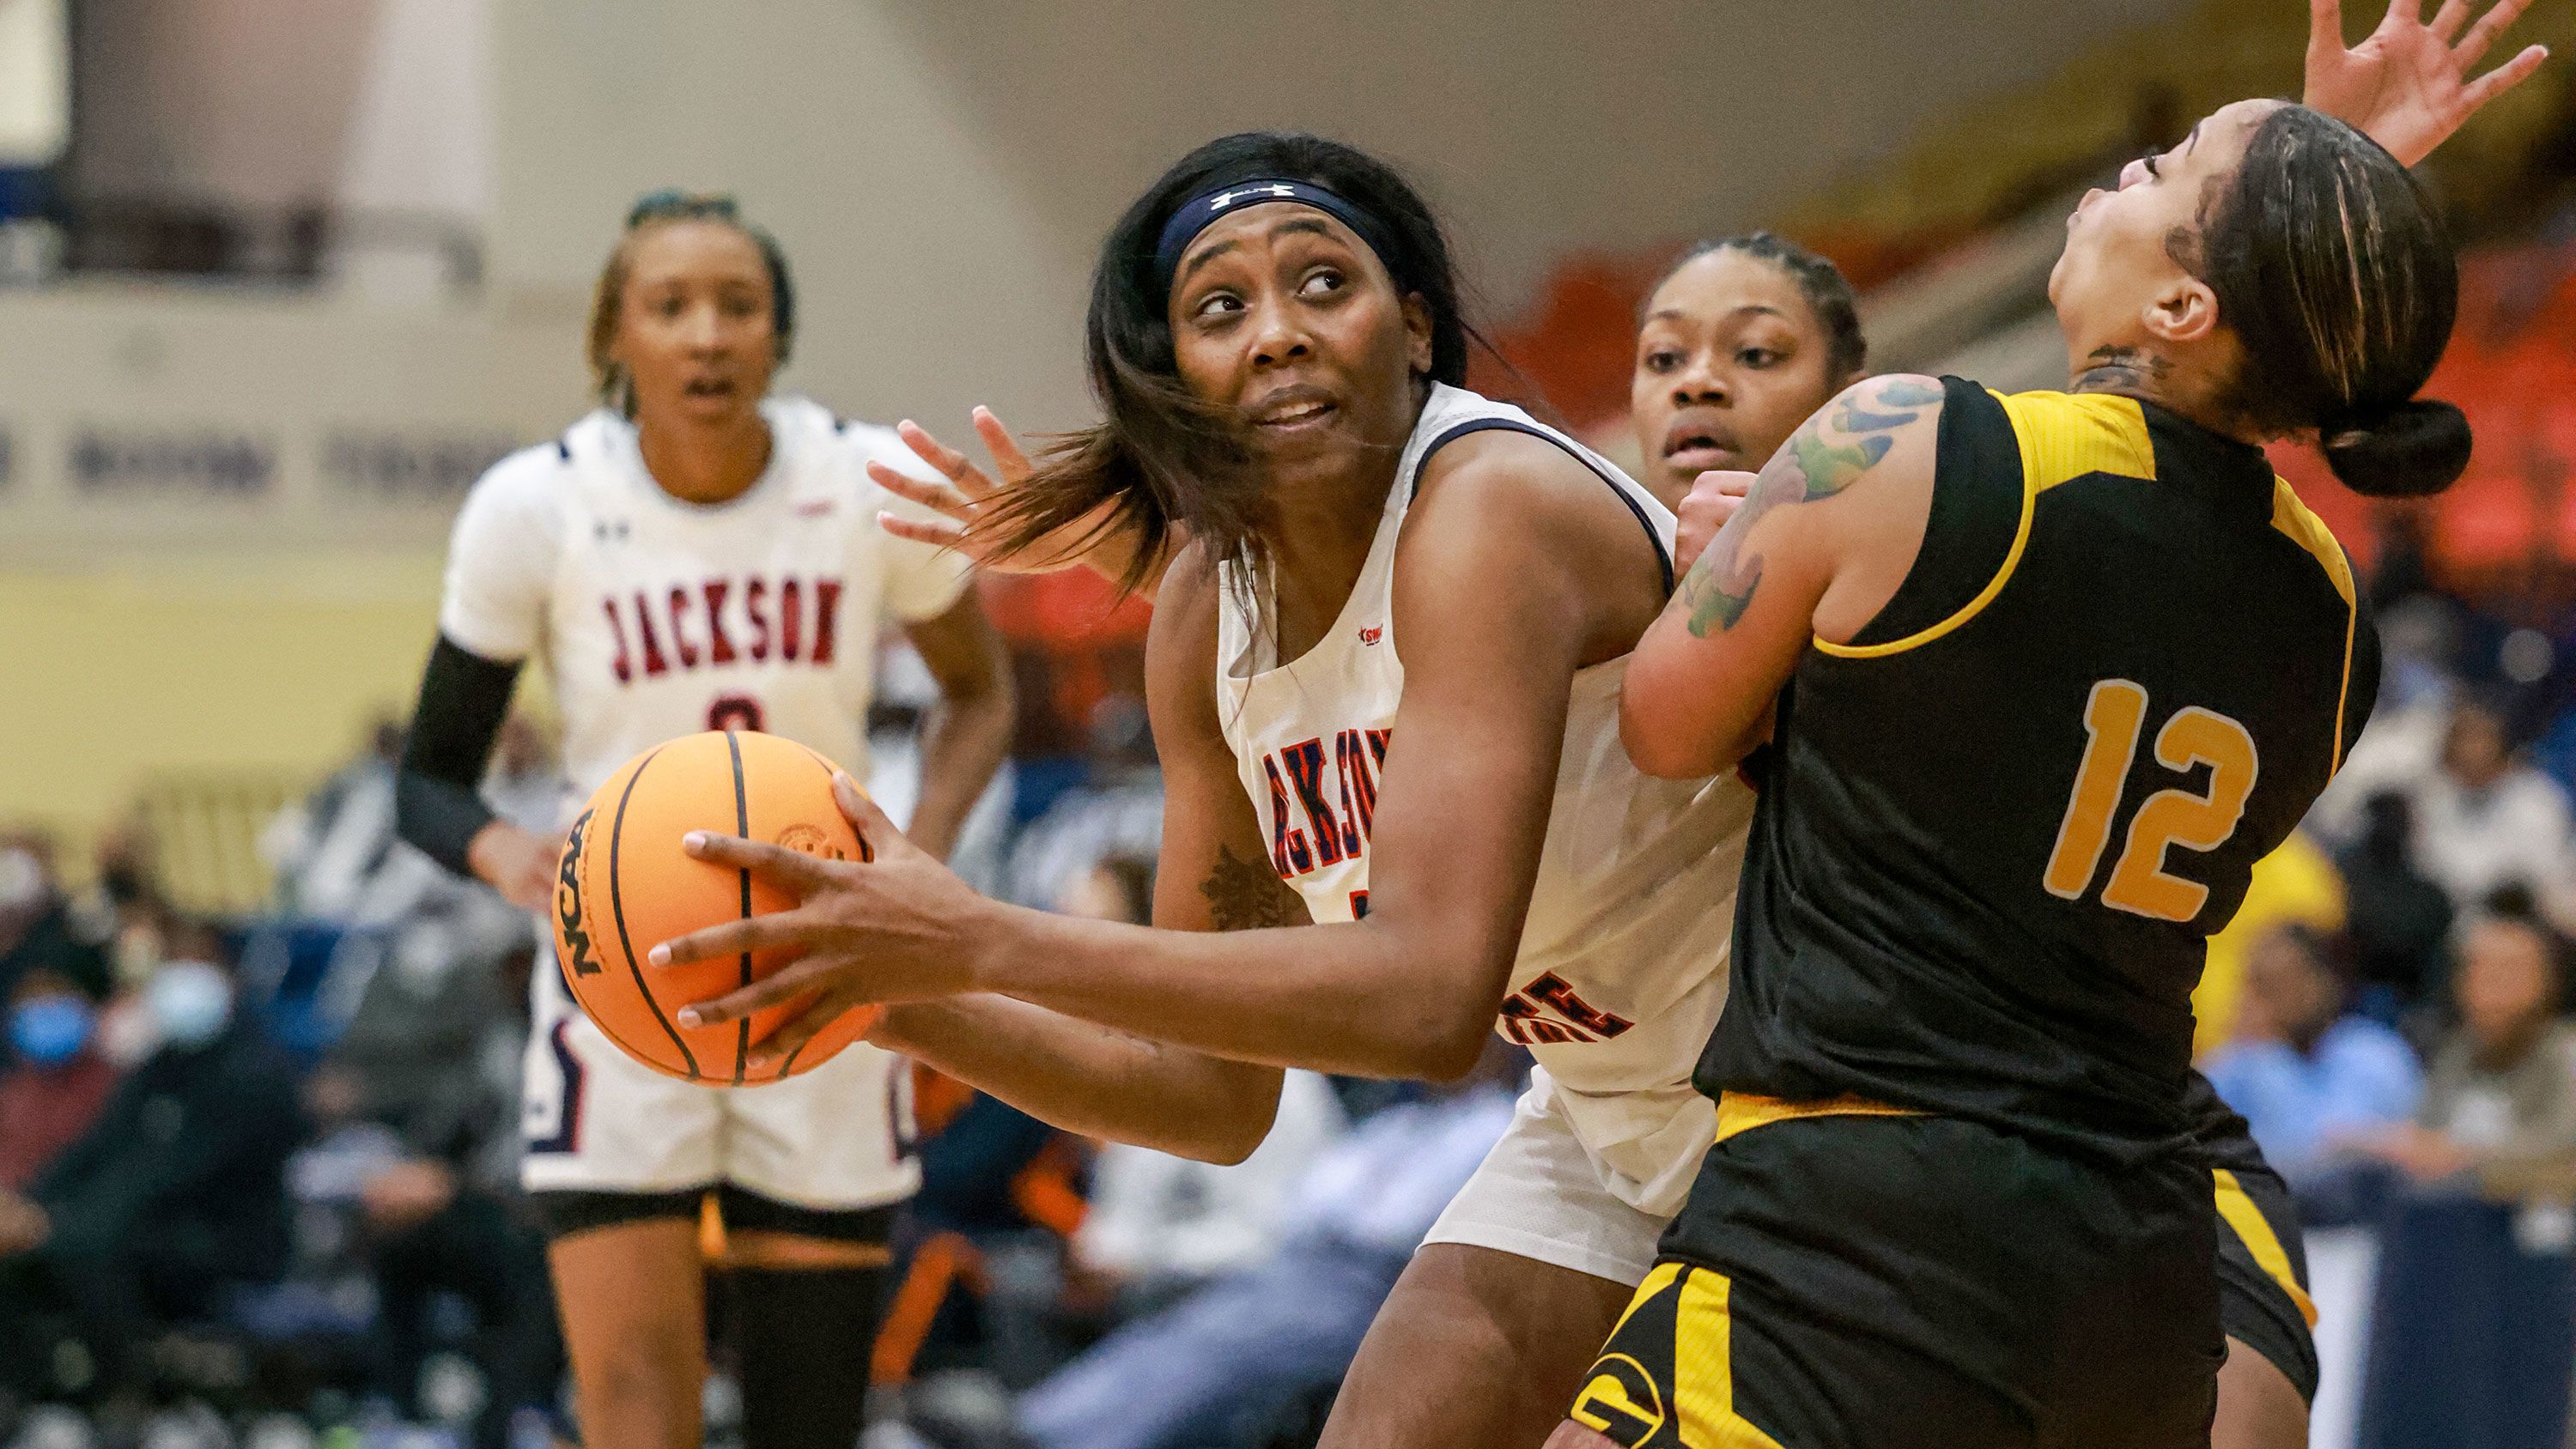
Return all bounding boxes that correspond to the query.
[2071,346,2174,394]
[1678,375,1943,638]
[1200,844,1294,931]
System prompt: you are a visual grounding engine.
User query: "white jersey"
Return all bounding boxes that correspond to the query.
[1215,384,1755,1217]
[440,394,969,1210]
[440,395,971,804]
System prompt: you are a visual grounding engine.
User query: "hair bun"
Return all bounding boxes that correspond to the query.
[2321,398,2471,498]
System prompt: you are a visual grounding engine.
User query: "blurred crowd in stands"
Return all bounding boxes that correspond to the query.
[9,515,2576,1449]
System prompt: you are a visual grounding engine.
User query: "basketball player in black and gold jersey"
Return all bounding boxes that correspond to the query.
[1554,99,2476,1449]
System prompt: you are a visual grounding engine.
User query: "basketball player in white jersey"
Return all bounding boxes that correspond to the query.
[648,136,1748,1448]
[392,192,1012,1449]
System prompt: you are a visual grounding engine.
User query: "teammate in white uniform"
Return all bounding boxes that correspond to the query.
[649,136,1745,1449]
[393,192,1012,1449]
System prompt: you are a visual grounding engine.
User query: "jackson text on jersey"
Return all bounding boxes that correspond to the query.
[598,573,845,684]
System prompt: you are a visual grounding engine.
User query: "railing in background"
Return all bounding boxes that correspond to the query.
[132,771,307,918]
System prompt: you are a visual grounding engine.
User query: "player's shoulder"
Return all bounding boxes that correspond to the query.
[454,415,605,530]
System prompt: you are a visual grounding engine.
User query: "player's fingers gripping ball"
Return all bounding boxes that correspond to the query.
[552,729,883,1083]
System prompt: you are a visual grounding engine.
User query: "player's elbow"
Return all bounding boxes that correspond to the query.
[1619,697,1718,779]
[1169,1075,1280,1166]
[1393,962,1508,1082]
[1415,1023,1496,1083]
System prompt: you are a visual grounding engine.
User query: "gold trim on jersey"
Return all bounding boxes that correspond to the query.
[2214,1167,2319,1328]
[1815,390,2157,659]
[1714,1091,1926,1143]
[2267,480,2361,773]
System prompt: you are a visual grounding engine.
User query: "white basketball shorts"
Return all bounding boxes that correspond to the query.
[519,942,920,1211]
[1420,1069,1680,1286]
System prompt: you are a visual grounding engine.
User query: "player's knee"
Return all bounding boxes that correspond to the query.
[1542,1422,1626,1449]
[585,1313,702,1406]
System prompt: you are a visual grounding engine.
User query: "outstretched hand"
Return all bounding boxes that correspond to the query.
[2305,0,2549,167]
[872,408,1139,579]
[648,772,997,1070]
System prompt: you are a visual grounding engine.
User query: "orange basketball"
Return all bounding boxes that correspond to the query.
[551,730,880,1084]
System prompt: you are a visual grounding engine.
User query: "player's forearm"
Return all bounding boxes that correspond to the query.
[902,673,1014,862]
[969,902,1503,1081]
[871,997,1278,1163]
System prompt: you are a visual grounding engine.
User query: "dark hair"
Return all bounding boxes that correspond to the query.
[2175,106,2468,497]
[981,132,1479,591]
[586,191,796,416]
[1649,233,1868,385]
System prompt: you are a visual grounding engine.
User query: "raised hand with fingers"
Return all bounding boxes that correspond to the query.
[872,409,1156,584]
[2304,0,2550,167]
[649,771,995,1072]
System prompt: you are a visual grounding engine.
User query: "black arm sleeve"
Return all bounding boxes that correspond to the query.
[395,634,524,877]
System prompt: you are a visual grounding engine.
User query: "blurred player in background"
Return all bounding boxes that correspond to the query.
[392,192,1012,1449]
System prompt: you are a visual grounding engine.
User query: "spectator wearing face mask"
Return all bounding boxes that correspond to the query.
[0,924,303,1401]
[2356,910,2576,1199]
[0,967,115,1190]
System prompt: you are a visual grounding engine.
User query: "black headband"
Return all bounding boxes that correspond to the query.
[1152,178,1400,294]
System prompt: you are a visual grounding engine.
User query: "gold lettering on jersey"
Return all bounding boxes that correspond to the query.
[2044,680,2261,924]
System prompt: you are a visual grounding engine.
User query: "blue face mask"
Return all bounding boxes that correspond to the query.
[147,961,234,1049]
[10,996,94,1066]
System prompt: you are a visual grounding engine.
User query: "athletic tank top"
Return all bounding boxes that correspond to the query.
[1216,384,1756,1216]
[1700,379,2379,1161]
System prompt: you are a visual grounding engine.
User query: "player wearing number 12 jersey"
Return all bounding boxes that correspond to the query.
[1565,100,2469,1449]
[393,193,1010,1449]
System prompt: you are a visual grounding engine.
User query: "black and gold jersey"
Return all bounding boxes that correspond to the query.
[1697,377,2379,1161]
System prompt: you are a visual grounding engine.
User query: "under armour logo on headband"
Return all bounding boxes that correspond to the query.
[1154,176,1400,291]
[1206,184,1300,212]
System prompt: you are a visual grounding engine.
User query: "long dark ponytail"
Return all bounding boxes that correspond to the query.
[980,133,1476,591]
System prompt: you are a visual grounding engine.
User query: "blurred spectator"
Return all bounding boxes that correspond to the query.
[1003,700,1164,910]
[64,820,172,955]
[0,966,116,1190]
[2191,832,2345,1054]
[2357,912,2576,1199]
[2409,697,2576,918]
[1073,1070,1346,1310]
[1046,851,1345,1311]
[0,831,109,1006]
[1054,855,1156,931]
[2336,791,2458,1014]
[2202,926,2421,1186]
[0,931,301,1400]
[1015,1043,1523,1449]
[263,714,453,927]
[2307,598,2458,848]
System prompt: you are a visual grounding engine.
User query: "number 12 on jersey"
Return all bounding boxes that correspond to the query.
[2044,679,2260,923]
